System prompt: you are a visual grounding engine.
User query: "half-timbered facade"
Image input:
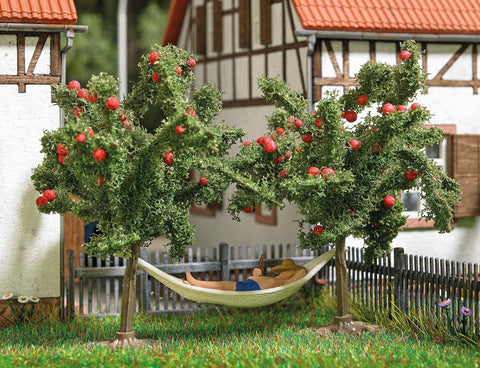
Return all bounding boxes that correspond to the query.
[0,0,86,323]
[166,0,480,263]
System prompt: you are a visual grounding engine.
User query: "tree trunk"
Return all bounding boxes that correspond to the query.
[335,236,350,319]
[119,242,141,333]
[312,237,380,335]
[103,242,144,348]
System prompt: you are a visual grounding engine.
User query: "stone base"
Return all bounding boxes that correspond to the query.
[0,297,60,326]
[310,314,382,336]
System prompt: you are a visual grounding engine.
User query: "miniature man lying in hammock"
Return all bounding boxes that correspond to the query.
[184,256,307,291]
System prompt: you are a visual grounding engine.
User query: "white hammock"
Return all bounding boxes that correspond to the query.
[137,248,335,308]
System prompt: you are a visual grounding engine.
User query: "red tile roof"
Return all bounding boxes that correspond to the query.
[162,0,188,46]
[0,0,77,24]
[163,0,480,45]
[291,0,480,35]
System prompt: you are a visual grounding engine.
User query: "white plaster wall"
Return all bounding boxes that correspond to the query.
[0,36,60,298]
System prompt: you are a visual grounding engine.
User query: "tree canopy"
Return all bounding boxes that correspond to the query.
[228,40,461,263]
[32,44,244,260]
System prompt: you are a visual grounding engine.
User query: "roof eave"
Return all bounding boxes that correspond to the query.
[296,29,480,43]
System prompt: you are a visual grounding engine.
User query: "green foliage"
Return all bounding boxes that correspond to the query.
[32,45,244,260]
[229,41,461,264]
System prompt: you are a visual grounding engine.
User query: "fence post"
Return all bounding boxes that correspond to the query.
[65,249,75,320]
[393,247,406,313]
[138,248,150,312]
[220,243,230,281]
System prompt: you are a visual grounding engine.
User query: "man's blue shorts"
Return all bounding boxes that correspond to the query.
[235,279,261,291]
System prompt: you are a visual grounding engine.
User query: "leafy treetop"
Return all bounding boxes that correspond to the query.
[32,44,244,260]
[228,40,461,263]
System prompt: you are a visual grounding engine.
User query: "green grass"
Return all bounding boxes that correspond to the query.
[0,296,479,368]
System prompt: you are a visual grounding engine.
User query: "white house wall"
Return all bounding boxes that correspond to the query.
[0,35,60,298]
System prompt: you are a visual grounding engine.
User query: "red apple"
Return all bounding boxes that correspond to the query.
[152,73,161,83]
[243,141,251,146]
[382,103,395,115]
[243,207,253,213]
[93,148,107,162]
[175,125,186,135]
[397,105,407,112]
[175,66,182,74]
[164,152,174,165]
[321,168,335,180]
[383,195,396,208]
[371,143,384,152]
[313,225,324,236]
[36,196,48,207]
[149,51,160,64]
[68,80,81,90]
[315,117,324,128]
[95,175,105,185]
[106,97,120,110]
[86,93,97,103]
[263,139,277,153]
[400,50,411,61]
[187,58,196,68]
[43,190,55,202]
[86,128,94,137]
[357,95,368,105]
[343,110,357,122]
[58,154,66,164]
[276,127,285,135]
[405,169,418,180]
[294,119,303,128]
[273,156,283,165]
[199,177,208,186]
[307,167,320,176]
[279,170,288,178]
[76,133,86,143]
[77,88,86,99]
[349,139,360,151]
[302,132,313,143]
[74,106,83,117]
[410,102,420,111]
[57,143,68,155]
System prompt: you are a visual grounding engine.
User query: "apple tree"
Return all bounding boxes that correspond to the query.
[228,40,461,333]
[31,44,244,346]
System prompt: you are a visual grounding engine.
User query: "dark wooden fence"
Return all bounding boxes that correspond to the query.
[65,243,319,317]
[65,244,480,336]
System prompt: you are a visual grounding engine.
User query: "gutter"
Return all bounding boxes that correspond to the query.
[295,30,480,43]
[0,23,88,34]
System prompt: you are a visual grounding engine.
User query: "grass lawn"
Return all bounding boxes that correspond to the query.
[0,296,479,368]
